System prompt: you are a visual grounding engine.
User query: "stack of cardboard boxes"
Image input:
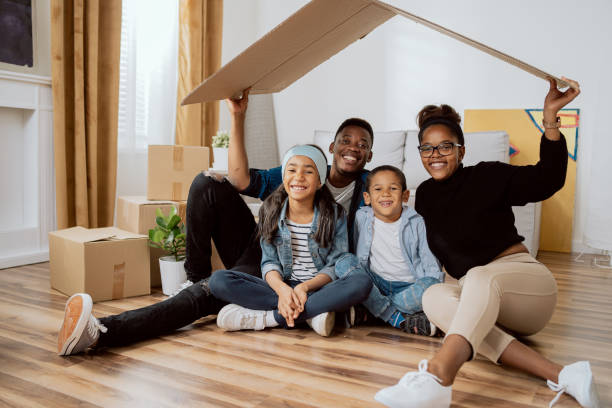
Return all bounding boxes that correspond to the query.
[50,145,223,302]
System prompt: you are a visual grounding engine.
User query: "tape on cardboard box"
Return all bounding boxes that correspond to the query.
[112,262,126,299]
[173,145,184,171]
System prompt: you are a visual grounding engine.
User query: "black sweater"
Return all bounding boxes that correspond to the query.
[415,134,568,280]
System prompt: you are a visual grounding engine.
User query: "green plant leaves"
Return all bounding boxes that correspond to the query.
[167,214,181,230]
[155,216,167,229]
[148,206,186,259]
[212,130,230,148]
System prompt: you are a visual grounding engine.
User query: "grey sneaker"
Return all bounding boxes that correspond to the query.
[402,312,437,337]
[169,280,194,297]
[216,304,267,331]
[306,311,335,337]
[58,293,107,355]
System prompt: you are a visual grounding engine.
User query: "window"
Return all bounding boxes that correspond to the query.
[116,0,178,199]
[117,0,179,152]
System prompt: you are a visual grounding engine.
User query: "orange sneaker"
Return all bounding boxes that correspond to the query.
[57,293,106,355]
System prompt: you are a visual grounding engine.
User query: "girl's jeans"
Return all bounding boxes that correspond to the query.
[209,254,372,327]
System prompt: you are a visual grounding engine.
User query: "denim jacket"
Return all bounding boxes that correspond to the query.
[240,165,369,251]
[353,206,444,282]
[261,199,348,281]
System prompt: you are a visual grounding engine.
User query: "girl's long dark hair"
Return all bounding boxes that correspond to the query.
[258,184,341,248]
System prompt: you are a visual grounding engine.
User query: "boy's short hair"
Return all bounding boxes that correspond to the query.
[365,165,407,192]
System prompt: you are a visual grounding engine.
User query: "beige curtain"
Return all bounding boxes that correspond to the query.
[50,0,122,229]
[176,0,223,164]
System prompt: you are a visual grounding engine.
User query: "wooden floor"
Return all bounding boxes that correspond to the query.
[0,251,610,407]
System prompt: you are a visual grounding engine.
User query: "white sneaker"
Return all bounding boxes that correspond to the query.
[375,360,451,408]
[57,293,107,355]
[548,361,600,408]
[306,312,335,337]
[216,304,268,331]
[169,280,194,297]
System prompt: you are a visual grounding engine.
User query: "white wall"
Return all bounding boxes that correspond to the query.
[218,0,259,130]
[222,0,612,253]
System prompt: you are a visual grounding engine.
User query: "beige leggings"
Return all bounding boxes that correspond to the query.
[422,252,558,363]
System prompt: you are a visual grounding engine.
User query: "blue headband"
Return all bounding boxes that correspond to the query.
[281,145,328,187]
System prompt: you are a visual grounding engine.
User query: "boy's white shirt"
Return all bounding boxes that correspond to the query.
[369,208,416,283]
[354,204,444,283]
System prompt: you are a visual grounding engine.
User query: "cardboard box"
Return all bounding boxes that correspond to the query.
[116,196,187,236]
[147,145,209,201]
[181,0,568,105]
[116,197,186,287]
[49,227,150,302]
[115,196,224,287]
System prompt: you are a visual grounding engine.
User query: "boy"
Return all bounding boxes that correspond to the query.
[353,165,443,335]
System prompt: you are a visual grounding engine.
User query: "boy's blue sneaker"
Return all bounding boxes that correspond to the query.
[387,311,406,328]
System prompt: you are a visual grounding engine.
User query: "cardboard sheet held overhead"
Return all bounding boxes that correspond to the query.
[182,0,569,105]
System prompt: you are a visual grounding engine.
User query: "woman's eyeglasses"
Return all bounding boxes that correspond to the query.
[417,142,462,158]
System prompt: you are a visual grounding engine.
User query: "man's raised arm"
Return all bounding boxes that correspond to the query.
[225,88,251,191]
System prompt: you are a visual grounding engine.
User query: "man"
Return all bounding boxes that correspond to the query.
[57,89,374,355]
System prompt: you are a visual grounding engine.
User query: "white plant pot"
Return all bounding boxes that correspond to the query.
[159,256,187,296]
[213,147,228,171]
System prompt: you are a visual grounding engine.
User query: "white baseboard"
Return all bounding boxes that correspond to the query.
[0,250,49,270]
[571,240,606,255]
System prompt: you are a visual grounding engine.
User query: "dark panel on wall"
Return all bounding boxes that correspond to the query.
[0,0,33,67]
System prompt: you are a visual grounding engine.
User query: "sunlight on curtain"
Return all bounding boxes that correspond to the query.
[116,0,179,198]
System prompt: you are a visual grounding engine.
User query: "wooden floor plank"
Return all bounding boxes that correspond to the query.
[0,252,610,407]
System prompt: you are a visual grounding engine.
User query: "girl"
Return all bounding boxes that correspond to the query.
[209,145,371,337]
[375,77,600,408]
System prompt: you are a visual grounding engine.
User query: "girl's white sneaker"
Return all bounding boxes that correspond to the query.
[216,304,267,331]
[306,311,335,337]
[548,361,600,408]
[375,360,451,408]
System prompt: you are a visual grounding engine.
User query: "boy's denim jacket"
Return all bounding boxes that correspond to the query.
[261,199,348,281]
[353,206,444,282]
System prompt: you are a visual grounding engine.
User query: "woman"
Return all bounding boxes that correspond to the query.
[376,77,600,408]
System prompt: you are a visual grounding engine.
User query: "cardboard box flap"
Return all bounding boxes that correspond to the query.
[94,227,147,241]
[50,226,145,243]
[182,0,570,105]
[49,226,111,243]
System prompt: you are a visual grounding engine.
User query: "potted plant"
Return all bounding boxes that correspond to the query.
[212,129,229,170]
[149,206,187,295]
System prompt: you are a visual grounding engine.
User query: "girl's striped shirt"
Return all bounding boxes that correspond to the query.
[286,220,318,282]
